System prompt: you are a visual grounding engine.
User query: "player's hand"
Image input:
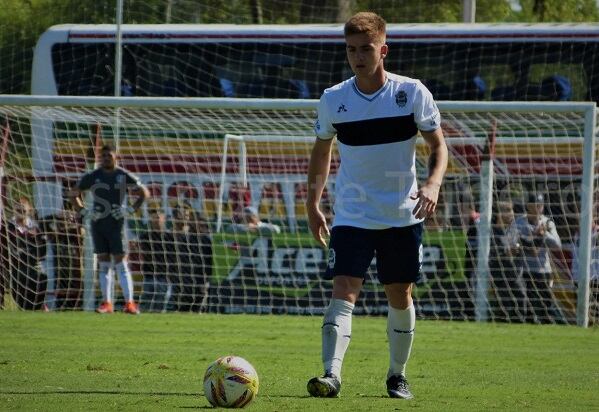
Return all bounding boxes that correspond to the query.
[78,207,97,221]
[307,205,330,248]
[78,207,90,219]
[111,204,134,220]
[411,182,441,219]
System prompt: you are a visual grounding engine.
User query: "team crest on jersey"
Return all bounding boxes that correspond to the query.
[395,90,407,107]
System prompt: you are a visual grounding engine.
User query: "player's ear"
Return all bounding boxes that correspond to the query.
[381,43,388,58]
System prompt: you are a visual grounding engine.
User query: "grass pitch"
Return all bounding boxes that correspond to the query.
[0,312,597,411]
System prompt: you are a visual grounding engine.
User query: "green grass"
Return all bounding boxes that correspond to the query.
[0,312,598,411]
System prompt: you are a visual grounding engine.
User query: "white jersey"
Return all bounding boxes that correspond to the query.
[314,72,441,229]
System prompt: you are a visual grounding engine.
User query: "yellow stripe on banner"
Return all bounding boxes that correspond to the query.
[494,142,583,157]
[54,138,316,156]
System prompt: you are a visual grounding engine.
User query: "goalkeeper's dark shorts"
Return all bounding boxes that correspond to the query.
[91,219,127,255]
[324,223,424,285]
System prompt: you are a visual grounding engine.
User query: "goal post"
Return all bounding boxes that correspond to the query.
[216,134,318,234]
[0,95,595,327]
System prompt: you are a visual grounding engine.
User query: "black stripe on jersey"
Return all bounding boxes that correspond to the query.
[332,115,417,146]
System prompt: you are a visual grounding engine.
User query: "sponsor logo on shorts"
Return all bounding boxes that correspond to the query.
[328,248,336,269]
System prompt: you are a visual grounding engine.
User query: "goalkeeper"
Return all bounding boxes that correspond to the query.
[70,144,149,314]
[306,12,447,400]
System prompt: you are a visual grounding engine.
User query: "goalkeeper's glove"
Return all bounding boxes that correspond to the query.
[111,204,135,220]
[78,207,93,221]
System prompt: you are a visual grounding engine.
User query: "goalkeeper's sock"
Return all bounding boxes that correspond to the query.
[387,303,415,378]
[322,298,354,380]
[98,261,113,303]
[115,261,134,302]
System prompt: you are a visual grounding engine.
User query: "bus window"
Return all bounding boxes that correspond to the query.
[126,44,211,97]
[37,24,599,102]
[215,53,311,99]
[528,64,586,101]
[52,44,115,96]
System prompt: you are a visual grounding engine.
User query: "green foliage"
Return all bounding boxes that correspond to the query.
[513,0,599,22]
[1,0,598,94]
[0,312,598,410]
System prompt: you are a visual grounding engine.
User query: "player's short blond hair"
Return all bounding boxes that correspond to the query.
[344,12,386,43]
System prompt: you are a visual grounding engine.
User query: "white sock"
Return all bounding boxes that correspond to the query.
[115,261,134,302]
[98,261,113,303]
[387,304,415,378]
[322,298,354,380]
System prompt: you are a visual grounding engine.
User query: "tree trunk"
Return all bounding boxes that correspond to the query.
[336,0,355,22]
[249,0,263,24]
[533,0,546,22]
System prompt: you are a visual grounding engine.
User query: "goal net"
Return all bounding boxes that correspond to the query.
[0,96,596,326]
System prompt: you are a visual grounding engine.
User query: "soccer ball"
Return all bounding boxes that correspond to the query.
[203,355,259,408]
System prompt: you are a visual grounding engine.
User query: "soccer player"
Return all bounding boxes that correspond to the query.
[70,144,149,314]
[306,12,448,400]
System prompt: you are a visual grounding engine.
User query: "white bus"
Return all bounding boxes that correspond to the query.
[32,23,599,101]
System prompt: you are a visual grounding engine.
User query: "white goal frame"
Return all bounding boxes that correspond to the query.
[0,95,595,326]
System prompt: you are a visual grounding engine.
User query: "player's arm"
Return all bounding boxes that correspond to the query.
[129,183,149,212]
[412,128,448,219]
[306,137,334,247]
[68,187,85,213]
[68,173,92,214]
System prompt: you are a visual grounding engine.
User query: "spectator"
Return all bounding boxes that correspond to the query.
[40,197,84,310]
[571,223,599,323]
[139,207,174,312]
[514,192,565,324]
[488,200,526,322]
[225,206,281,279]
[457,190,479,319]
[189,209,213,312]
[4,197,47,310]
[227,206,281,236]
[170,204,211,312]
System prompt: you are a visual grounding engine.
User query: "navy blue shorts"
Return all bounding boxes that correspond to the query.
[325,223,424,285]
[91,219,127,255]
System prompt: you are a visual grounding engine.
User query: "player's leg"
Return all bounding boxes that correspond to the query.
[307,226,374,398]
[96,254,114,313]
[92,223,114,313]
[384,282,415,399]
[110,223,139,314]
[377,224,423,400]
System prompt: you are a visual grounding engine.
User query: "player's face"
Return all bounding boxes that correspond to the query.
[345,33,387,78]
[100,150,116,169]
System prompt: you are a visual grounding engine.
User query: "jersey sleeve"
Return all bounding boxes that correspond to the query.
[123,169,142,187]
[413,81,441,132]
[314,93,336,140]
[76,172,93,191]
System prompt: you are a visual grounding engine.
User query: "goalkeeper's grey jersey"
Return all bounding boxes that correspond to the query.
[77,167,141,220]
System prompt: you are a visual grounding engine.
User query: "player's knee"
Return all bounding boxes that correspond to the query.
[385,285,413,309]
[113,254,126,264]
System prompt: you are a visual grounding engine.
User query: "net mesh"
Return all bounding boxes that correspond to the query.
[0,99,596,324]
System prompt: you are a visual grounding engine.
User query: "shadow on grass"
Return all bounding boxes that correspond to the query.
[1,390,313,400]
[0,390,199,396]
